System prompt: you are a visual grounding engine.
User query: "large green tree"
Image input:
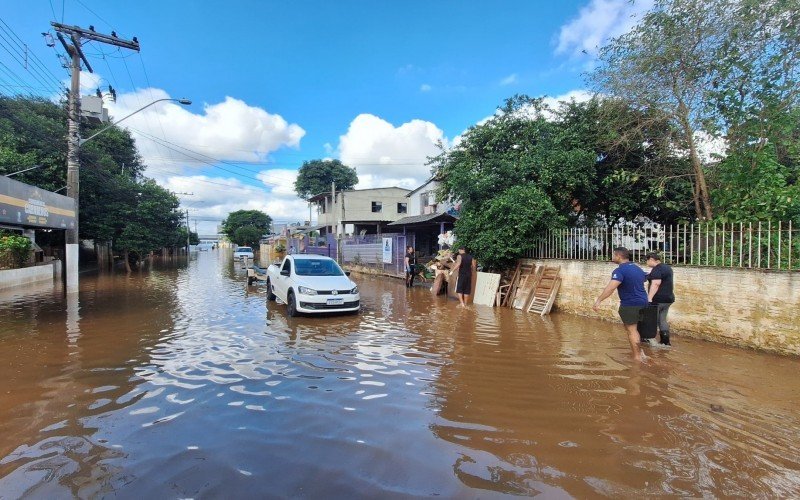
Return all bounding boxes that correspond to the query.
[0,96,187,268]
[558,97,694,225]
[294,159,358,200]
[591,0,729,220]
[233,225,263,247]
[592,0,800,222]
[221,210,271,242]
[432,96,596,269]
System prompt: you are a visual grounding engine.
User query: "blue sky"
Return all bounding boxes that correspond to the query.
[1,0,652,231]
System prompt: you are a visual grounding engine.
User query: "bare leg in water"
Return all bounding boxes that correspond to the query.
[624,323,646,362]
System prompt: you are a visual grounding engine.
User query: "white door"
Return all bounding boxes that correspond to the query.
[275,258,292,300]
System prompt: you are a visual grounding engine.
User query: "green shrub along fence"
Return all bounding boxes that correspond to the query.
[0,233,32,270]
[528,221,800,271]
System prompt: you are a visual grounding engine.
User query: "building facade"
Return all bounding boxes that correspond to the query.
[309,187,411,236]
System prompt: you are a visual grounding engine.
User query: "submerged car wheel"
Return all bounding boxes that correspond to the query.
[266,279,276,301]
[287,290,298,317]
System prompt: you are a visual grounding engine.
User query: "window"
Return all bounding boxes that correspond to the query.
[420,192,430,207]
[281,259,291,274]
[295,259,344,276]
[397,202,407,214]
[371,201,382,213]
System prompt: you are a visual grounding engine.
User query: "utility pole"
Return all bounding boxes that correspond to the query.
[331,181,336,236]
[185,210,190,255]
[52,22,140,293]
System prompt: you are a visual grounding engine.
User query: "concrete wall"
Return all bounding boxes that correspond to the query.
[0,260,61,290]
[534,259,800,356]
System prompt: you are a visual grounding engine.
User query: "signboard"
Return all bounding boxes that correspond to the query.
[0,175,76,229]
[382,237,392,264]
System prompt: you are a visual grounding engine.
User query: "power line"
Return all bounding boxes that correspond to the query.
[0,18,65,91]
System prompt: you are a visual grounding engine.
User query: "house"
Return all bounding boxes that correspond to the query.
[308,187,412,236]
[406,177,453,216]
[386,177,457,257]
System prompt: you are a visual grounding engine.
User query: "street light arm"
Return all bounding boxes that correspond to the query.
[80,97,191,145]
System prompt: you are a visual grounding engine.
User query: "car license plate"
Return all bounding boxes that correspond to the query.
[327,298,344,306]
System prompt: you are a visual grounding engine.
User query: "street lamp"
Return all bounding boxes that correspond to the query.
[79,97,192,145]
[63,97,191,294]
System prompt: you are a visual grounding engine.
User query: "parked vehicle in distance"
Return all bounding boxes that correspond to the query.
[266,255,360,316]
[233,246,254,260]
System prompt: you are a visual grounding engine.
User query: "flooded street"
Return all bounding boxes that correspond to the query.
[1,251,798,498]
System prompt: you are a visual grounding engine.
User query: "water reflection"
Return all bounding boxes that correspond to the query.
[0,251,798,497]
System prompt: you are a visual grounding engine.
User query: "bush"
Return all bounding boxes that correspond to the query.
[0,233,32,269]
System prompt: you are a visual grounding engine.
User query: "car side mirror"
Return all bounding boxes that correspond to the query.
[280,269,290,277]
[345,271,351,276]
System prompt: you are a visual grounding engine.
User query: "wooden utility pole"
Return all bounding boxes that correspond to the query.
[185,210,190,255]
[52,22,140,292]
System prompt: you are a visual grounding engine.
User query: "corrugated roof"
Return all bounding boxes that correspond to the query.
[387,212,457,226]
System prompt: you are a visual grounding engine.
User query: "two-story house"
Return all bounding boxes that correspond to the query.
[309,187,411,236]
[386,177,457,257]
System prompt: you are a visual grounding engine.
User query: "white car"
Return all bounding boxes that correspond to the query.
[233,246,254,260]
[266,255,360,316]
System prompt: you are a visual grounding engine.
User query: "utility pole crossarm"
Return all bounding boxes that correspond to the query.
[51,22,140,52]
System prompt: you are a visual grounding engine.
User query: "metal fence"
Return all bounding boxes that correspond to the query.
[299,233,338,260]
[341,233,415,276]
[527,221,799,271]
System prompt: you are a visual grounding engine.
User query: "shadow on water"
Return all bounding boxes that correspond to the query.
[0,250,798,497]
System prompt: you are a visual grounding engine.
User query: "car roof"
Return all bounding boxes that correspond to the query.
[290,254,332,261]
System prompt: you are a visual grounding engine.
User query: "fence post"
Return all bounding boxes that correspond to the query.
[778,221,782,270]
[767,220,772,269]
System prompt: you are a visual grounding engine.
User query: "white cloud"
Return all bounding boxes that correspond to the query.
[77,71,102,94]
[337,114,447,190]
[161,171,311,235]
[73,73,309,233]
[499,73,518,86]
[556,0,654,58]
[102,87,304,173]
[420,83,432,92]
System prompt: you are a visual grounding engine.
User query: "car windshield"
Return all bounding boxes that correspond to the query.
[294,259,344,276]
[237,247,252,252]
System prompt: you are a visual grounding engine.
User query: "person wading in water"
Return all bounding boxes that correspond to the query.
[450,246,476,308]
[645,252,674,346]
[404,246,416,288]
[593,247,649,362]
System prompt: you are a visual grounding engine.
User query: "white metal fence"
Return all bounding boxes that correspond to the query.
[527,221,799,271]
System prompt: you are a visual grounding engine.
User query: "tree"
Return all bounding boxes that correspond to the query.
[294,159,358,200]
[557,97,695,225]
[432,96,596,269]
[592,0,800,222]
[592,0,731,220]
[0,96,183,266]
[221,210,271,242]
[233,225,263,247]
[707,1,800,222]
[114,179,183,270]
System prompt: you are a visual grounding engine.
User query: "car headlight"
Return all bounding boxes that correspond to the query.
[350,285,359,294]
[297,286,317,295]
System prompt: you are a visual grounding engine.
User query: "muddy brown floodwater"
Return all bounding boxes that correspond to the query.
[0,251,798,498]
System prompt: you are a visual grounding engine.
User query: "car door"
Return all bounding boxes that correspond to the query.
[275,257,292,300]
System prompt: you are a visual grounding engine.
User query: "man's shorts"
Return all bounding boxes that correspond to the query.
[618,305,644,325]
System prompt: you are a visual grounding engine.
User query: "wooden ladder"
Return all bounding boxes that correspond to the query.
[527,265,561,316]
[513,262,542,310]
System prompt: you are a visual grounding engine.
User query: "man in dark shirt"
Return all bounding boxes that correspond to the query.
[646,252,674,346]
[404,246,416,288]
[594,247,649,362]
